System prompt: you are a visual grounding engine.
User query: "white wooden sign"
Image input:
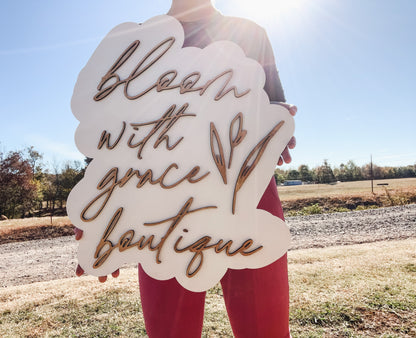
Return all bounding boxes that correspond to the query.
[67,15,294,292]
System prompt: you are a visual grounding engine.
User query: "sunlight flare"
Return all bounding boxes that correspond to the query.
[224,0,308,22]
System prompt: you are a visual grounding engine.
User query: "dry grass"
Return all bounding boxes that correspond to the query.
[0,268,147,337]
[1,239,415,337]
[288,239,416,337]
[0,216,70,230]
[278,178,416,215]
[0,217,73,245]
[278,177,416,201]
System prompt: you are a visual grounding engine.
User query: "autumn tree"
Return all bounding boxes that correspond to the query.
[315,160,336,184]
[0,151,38,218]
[362,163,382,180]
[59,161,84,205]
[274,168,287,185]
[286,169,300,180]
[25,146,43,176]
[298,164,313,182]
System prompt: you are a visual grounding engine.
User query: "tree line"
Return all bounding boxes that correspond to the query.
[0,147,85,219]
[1,146,415,219]
[274,159,416,185]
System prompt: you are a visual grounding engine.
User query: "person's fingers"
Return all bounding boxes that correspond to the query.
[76,266,118,281]
[288,136,296,149]
[275,102,297,116]
[281,147,292,164]
[288,105,297,116]
[277,155,284,166]
[98,276,108,283]
[74,227,83,241]
[76,264,84,277]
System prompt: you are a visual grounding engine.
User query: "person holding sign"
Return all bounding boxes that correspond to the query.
[74,0,296,337]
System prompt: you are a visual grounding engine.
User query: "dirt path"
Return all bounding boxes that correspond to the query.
[1,205,415,288]
[288,204,416,249]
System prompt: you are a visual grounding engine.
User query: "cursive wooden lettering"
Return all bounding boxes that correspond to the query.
[128,103,195,159]
[93,38,250,102]
[81,164,210,222]
[232,121,285,214]
[228,112,247,169]
[93,207,124,268]
[209,122,227,184]
[93,198,217,268]
[174,235,263,277]
[94,40,141,101]
[98,121,127,150]
[94,38,175,101]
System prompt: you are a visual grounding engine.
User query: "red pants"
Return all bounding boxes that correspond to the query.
[139,178,290,337]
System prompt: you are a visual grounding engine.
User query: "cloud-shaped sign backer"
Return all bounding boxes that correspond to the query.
[67,15,294,292]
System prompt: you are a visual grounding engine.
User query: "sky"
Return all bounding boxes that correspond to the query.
[0,0,415,171]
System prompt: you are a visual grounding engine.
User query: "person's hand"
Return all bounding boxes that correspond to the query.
[276,102,297,117]
[277,136,296,165]
[74,227,120,282]
[273,102,297,166]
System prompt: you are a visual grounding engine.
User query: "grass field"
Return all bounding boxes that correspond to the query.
[1,239,415,337]
[0,216,73,245]
[278,177,416,201]
[0,216,70,231]
[278,177,416,215]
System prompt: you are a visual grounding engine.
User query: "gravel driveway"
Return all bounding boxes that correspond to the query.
[1,205,415,288]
